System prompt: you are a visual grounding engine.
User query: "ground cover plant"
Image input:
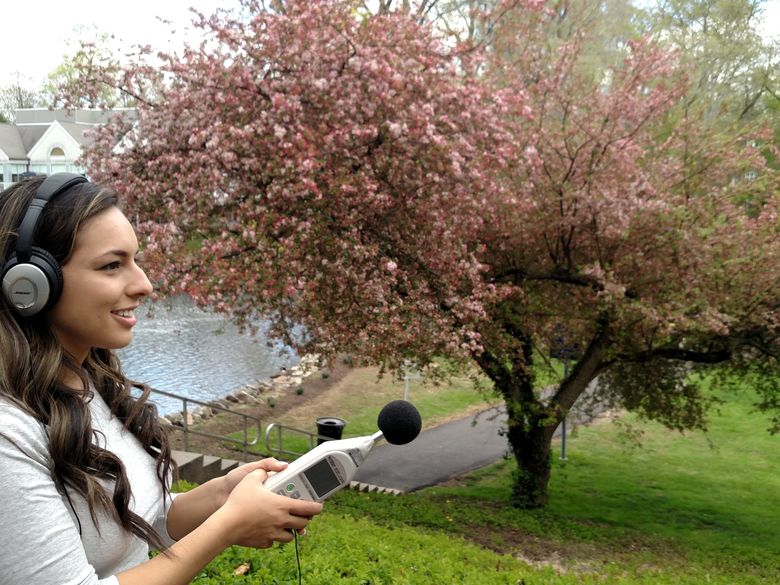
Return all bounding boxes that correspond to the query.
[179,378,779,584]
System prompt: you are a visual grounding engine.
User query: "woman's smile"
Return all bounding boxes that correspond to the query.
[111,307,139,325]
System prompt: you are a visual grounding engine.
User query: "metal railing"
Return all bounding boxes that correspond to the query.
[264,422,332,459]
[147,387,262,461]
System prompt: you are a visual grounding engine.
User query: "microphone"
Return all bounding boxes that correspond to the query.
[263,400,422,501]
[377,399,422,445]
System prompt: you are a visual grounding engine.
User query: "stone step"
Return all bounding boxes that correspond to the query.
[172,450,203,483]
[172,450,238,484]
[197,455,224,484]
[220,458,240,474]
[349,480,402,496]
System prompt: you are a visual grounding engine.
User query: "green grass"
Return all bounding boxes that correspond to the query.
[192,377,780,584]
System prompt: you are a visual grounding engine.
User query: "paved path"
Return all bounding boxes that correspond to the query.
[353,406,512,492]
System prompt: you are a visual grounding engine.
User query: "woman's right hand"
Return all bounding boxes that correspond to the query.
[215,468,323,549]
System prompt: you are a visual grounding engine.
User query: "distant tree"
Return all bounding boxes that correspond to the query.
[45,28,137,109]
[1,27,136,122]
[645,0,779,125]
[0,74,45,122]
[642,0,780,184]
[62,0,780,508]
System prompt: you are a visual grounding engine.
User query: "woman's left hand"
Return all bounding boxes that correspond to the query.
[220,458,288,503]
[167,458,292,542]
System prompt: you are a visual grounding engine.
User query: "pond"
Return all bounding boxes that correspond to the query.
[117,296,298,415]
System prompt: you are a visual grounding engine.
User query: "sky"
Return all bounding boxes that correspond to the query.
[1,0,228,87]
[1,0,779,89]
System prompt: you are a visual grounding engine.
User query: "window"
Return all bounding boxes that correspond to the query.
[50,147,65,157]
[10,164,28,183]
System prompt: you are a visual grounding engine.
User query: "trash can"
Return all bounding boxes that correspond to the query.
[315,417,346,445]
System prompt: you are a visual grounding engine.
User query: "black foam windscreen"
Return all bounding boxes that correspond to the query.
[377,400,422,445]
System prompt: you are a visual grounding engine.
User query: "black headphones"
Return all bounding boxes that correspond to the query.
[1,173,89,316]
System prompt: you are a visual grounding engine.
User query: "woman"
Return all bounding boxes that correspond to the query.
[0,174,322,585]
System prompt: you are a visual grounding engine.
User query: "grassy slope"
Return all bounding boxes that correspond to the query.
[193,377,779,584]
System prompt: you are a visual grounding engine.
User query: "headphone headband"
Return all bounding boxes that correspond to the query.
[15,173,89,262]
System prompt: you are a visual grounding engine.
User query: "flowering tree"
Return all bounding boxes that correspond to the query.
[477,0,780,505]
[63,0,780,507]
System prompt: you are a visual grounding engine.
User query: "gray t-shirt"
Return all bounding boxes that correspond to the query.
[0,391,177,585]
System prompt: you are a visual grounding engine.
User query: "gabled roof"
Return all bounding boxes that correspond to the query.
[0,108,132,165]
[27,121,83,162]
[13,108,136,126]
[58,121,92,146]
[0,123,28,160]
[17,125,47,153]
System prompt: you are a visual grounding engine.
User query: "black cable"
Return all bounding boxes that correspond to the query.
[293,530,302,585]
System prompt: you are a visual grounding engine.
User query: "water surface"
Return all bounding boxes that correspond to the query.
[118,297,297,414]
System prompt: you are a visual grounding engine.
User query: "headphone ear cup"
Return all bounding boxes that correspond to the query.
[31,247,63,308]
[1,247,63,317]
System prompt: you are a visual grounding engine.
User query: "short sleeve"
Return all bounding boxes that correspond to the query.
[152,490,181,548]
[0,404,117,585]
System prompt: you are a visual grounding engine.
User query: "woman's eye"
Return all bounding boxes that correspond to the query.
[102,261,121,271]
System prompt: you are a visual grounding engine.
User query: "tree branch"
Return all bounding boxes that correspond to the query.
[490,267,638,299]
[551,312,611,413]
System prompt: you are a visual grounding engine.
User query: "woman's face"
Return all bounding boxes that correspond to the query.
[48,206,153,363]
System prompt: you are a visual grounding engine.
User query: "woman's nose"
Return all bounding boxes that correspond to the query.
[128,263,154,297]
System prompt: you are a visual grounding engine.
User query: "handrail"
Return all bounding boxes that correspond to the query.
[264,422,334,459]
[146,386,261,462]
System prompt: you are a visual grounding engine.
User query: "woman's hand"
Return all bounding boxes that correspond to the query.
[215,469,323,549]
[168,457,295,542]
[217,458,288,507]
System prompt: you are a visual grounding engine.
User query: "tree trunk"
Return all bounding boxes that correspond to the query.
[474,328,560,508]
[505,400,558,508]
[475,314,610,508]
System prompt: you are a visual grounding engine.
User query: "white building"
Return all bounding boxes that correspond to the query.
[0,108,134,190]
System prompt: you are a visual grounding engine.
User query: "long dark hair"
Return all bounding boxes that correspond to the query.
[0,176,174,550]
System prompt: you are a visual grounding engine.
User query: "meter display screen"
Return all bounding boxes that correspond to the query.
[303,458,341,498]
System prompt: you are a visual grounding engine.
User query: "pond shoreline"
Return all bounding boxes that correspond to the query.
[160,354,322,428]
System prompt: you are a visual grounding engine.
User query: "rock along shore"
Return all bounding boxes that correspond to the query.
[160,354,321,428]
